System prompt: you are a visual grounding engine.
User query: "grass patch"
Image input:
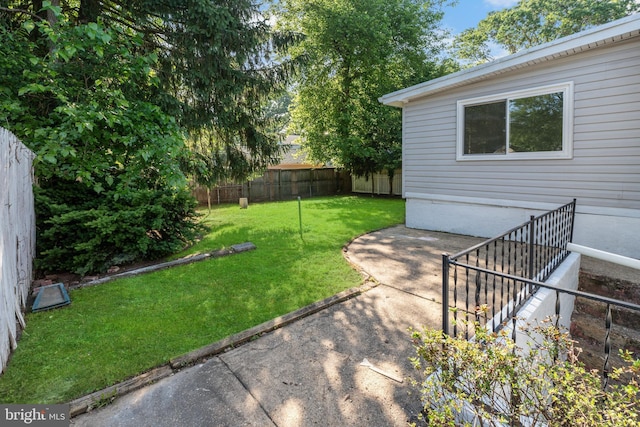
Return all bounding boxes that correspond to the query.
[0,195,404,403]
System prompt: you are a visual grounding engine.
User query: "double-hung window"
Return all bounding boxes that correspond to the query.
[456,82,573,160]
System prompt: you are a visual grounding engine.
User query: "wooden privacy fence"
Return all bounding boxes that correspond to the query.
[351,169,402,196]
[193,168,351,205]
[0,127,36,373]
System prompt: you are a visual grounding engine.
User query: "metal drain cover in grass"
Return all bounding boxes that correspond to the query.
[32,283,71,312]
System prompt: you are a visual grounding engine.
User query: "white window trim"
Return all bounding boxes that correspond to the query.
[456,82,574,161]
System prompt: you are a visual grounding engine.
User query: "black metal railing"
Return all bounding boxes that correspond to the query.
[441,198,640,388]
[442,199,576,338]
[447,266,640,388]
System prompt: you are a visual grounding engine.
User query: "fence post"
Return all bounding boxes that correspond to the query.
[442,253,450,336]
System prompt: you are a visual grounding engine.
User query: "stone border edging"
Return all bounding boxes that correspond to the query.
[69,279,378,417]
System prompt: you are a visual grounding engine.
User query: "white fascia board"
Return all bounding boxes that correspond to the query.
[379,13,640,108]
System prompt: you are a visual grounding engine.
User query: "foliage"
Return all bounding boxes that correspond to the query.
[135,0,301,185]
[3,0,299,182]
[409,319,640,426]
[272,0,456,185]
[0,196,405,404]
[35,184,200,275]
[0,8,198,273]
[1,1,297,273]
[453,0,640,64]
[263,91,293,134]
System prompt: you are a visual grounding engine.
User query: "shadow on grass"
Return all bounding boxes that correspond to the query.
[0,196,405,404]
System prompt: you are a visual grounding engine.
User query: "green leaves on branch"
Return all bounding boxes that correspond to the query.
[35,185,201,275]
[410,320,640,426]
[453,0,640,64]
[274,0,453,181]
[137,0,300,185]
[1,0,302,273]
[1,8,194,273]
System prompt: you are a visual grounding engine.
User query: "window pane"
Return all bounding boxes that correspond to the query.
[509,92,563,152]
[464,101,506,154]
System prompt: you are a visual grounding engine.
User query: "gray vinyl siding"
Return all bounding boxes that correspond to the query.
[403,37,640,210]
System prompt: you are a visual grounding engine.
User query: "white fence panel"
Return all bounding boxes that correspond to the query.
[0,127,35,373]
[351,169,402,196]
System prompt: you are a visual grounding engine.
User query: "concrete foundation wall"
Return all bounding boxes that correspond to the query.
[406,195,640,259]
[449,253,581,426]
[501,253,581,355]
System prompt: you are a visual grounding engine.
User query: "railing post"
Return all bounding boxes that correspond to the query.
[555,290,561,329]
[603,304,612,390]
[569,198,576,242]
[442,253,450,336]
[528,215,535,281]
[554,290,561,363]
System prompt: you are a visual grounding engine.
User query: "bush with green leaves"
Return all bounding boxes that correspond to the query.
[35,184,201,275]
[0,7,201,274]
[409,319,640,426]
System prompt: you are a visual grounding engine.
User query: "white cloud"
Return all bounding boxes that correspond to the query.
[483,0,519,7]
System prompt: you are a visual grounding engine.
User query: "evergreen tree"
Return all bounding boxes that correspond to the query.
[0,1,297,273]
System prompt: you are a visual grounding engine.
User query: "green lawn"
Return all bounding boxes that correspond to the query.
[0,195,404,404]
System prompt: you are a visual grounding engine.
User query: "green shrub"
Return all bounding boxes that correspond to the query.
[0,17,203,275]
[35,183,201,275]
[409,319,640,426]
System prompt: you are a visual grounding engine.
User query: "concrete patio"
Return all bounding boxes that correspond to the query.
[71,224,638,426]
[71,226,485,426]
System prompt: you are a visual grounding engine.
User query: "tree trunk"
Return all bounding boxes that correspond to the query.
[47,0,59,26]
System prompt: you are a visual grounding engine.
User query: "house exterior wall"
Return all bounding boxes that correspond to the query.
[403,37,640,258]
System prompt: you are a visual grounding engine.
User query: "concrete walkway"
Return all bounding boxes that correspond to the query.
[71,226,485,427]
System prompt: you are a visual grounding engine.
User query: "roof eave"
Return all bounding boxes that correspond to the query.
[379,13,640,107]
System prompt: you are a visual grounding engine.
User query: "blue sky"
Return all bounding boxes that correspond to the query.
[440,0,519,35]
[439,0,520,58]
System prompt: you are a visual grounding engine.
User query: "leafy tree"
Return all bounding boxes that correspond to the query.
[453,0,640,64]
[263,91,293,134]
[121,0,299,184]
[31,0,297,182]
[1,9,196,274]
[272,0,455,190]
[0,1,297,273]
